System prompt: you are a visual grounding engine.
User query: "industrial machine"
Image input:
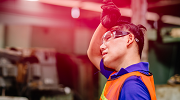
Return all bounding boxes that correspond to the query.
[0,47,72,100]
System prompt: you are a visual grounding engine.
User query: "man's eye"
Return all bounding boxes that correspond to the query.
[105,36,111,41]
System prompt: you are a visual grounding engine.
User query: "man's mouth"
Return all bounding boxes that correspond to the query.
[102,52,107,57]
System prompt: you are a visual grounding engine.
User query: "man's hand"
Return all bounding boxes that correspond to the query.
[101,0,121,29]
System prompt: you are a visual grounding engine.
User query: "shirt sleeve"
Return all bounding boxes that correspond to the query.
[100,59,114,79]
[119,76,151,100]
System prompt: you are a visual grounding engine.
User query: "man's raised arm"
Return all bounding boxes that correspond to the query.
[87,0,121,70]
[87,23,107,70]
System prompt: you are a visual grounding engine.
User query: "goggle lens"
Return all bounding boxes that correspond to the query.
[102,30,130,44]
[102,31,114,43]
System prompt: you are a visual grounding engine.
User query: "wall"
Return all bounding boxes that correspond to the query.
[148,41,180,84]
[74,27,94,55]
[0,24,5,48]
[6,25,32,48]
[31,26,74,54]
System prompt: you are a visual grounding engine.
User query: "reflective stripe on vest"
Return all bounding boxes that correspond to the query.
[100,71,156,100]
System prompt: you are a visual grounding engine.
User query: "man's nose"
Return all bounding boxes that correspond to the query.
[100,43,106,52]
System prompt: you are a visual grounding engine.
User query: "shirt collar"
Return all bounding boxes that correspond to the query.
[110,62,149,79]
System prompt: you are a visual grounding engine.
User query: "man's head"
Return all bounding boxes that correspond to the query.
[109,21,146,57]
[100,21,146,70]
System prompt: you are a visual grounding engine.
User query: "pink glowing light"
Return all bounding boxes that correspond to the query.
[71,7,80,18]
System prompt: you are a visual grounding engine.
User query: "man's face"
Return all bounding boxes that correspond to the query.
[100,30,130,68]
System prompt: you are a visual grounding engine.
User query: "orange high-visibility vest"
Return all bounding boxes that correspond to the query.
[100,71,156,100]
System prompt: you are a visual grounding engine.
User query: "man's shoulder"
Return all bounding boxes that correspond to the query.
[123,75,145,87]
[119,75,150,100]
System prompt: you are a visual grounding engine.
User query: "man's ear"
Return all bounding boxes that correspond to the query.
[127,33,135,46]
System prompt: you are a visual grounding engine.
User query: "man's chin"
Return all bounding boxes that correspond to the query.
[103,59,110,67]
[104,62,114,71]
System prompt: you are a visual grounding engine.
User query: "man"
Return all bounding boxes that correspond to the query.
[87,0,156,100]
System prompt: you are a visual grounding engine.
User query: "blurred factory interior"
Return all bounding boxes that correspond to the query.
[0,0,180,100]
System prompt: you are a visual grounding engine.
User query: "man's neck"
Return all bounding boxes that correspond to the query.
[115,54,141,72]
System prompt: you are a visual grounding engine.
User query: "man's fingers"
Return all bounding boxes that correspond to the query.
[101,5,119,13]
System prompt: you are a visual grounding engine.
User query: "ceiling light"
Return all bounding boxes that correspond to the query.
[71,7,80,18]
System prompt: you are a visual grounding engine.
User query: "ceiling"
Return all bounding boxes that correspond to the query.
[0,0,180,28]
[69,0,180,17]
[38,0,180,27]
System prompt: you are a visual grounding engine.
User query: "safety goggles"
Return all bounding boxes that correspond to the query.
[102,30,131,44]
